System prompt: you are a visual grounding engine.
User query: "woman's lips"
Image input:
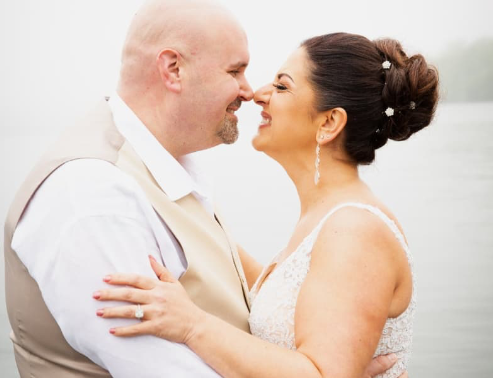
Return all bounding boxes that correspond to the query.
[259,111,272,128]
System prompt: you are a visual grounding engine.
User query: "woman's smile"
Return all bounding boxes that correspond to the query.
[259,111,272,129]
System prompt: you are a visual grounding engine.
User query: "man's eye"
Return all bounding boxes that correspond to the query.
[273,83,288,91]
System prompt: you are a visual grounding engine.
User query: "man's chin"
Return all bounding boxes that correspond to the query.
[222,135,239,145]
[217,123,239,145]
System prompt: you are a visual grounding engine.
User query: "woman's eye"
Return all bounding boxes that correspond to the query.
[230,71,240,77]
[273,83,288,91]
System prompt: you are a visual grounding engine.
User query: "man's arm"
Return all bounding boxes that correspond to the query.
[12,159,220,377]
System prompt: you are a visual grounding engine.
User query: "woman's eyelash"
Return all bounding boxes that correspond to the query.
[273,83,288,91]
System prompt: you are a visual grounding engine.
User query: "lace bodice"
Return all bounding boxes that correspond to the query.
[248,203,416,378]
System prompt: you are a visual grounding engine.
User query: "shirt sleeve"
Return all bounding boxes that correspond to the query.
[12,159,220,378]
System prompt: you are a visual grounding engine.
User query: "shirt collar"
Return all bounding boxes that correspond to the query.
[107,93,212,203]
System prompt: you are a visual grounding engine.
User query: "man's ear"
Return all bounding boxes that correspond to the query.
[316,107,347,145]
[157,49,182,93]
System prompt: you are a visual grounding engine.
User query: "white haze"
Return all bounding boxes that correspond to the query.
[1,1,493,377]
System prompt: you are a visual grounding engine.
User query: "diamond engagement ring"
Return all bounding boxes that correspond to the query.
[135,304,144,320]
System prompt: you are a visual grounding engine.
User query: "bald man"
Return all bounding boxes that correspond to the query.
[4,1,402,377]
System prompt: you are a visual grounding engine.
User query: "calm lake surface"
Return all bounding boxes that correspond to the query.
[1,101,492,377]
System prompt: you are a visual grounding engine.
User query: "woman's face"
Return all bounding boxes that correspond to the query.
[252,47,319,159]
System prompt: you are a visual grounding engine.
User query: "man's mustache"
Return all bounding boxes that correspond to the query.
[228,98,242,111]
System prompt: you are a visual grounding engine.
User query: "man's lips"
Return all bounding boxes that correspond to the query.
[227,99,242,114]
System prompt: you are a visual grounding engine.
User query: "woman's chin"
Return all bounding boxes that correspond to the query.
[251,133,267,152]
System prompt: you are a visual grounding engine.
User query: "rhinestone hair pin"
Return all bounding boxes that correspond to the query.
[385,107,395,117]
[409,101,416,110]
[382,60,392,70]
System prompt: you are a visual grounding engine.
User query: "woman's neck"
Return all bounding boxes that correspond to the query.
[284,155,361,218]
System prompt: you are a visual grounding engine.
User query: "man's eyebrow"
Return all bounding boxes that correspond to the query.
[278,73,295,83]
[228,61,249,70]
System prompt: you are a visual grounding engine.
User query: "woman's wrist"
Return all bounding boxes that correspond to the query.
[184,307,211,347]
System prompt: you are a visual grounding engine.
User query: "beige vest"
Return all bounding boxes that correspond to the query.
[4,100,251,377]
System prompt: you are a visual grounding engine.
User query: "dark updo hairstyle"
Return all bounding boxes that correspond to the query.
[302,32,439,164]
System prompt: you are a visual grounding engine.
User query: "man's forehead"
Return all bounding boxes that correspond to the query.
[183,5,249,69]
[215,36,250,69]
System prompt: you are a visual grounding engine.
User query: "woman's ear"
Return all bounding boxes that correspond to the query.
[316,107,347,145]
[156,49,182,93]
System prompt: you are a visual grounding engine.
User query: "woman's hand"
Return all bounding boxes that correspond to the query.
[93,256,205,344]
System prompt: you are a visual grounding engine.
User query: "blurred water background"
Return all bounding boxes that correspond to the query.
[1,0,493,377]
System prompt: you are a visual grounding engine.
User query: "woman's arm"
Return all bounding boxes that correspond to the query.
[190,310,319,377]
[96,259,320,378]
[94,209,406,377]
[237,244,263,289]
[293,207,404,377]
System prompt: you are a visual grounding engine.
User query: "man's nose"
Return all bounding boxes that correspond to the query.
[239,77,254,102]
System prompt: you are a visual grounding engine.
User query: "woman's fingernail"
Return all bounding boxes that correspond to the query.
[109,328,116,335]
[103,275,111,283]
[93,291,101,299]
[96,309,104,317]
[389,353,398,362]
[149,255,156,262]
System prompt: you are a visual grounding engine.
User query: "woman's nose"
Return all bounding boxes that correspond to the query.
[253,83,272,106]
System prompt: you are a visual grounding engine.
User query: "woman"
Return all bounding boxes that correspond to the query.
[93,33,438,377]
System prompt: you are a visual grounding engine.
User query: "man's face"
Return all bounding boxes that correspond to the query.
[182,21,253,149]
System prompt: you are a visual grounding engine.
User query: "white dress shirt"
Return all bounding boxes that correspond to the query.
[11,94,221,377]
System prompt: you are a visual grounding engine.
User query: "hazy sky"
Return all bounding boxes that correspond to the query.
[1,0,492,134]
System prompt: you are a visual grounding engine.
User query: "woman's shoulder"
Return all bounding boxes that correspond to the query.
[321,201,401,236]
[311,201,407,270]
[304,200,414,323]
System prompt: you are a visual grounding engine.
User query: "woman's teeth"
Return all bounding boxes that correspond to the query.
[260,117,271,125]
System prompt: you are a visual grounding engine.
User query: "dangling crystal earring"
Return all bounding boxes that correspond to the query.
[314,143,321,185]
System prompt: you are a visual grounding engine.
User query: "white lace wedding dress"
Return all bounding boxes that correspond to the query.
[248,203,415,378]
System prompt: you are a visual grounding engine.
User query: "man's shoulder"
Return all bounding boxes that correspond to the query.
[52,158,125,183]
[35,158,148,215]
[44,158,129,191]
